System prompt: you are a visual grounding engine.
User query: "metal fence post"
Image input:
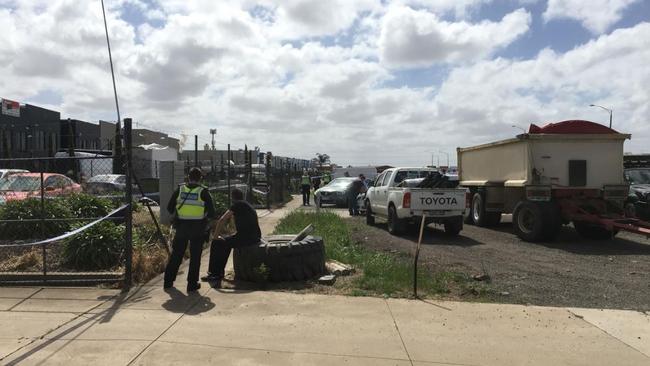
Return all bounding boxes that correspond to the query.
[227,144,231,207]
[194,135,198,167]
[124,118,133,288]
[40,166,47,280]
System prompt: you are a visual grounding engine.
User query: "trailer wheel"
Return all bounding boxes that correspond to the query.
[365,200,375,225]
[513,201,544,242]
[573,221,618,240]
[387,205,405,235]
[444,216,463,236]
[471,193,500,227]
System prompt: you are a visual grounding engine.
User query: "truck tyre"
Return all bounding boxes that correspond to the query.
[444,216,463,236]
[573,221,618,240]
[471,193,500,227]
[233,235,326,282]
[365,200,375,225]
[387,205,405,235]
[463,198,474,224]
[513,201,545,242]
[540,202,562,241]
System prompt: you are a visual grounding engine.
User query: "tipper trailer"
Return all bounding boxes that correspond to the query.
[458,120,650,242]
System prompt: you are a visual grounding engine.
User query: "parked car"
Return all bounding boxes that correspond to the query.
[0,169,29,179]
[85,174,160,204]
[365,167,466,235]
[314,177,357,207]
[0,173,81,204]
[624,167,650,219]
[85,174,127,194]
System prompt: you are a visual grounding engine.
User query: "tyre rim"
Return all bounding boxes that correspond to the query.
[472,197,481,222]
[517,207,535,234]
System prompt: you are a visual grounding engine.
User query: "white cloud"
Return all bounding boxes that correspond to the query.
[543,0,640,34]
[0,0,648,166]
[379,7,531,68]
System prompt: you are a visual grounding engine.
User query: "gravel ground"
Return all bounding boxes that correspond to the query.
[348,213,650,311]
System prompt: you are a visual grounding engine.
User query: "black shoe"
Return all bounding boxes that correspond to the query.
[201,274,223,282]
[187,283,201,292]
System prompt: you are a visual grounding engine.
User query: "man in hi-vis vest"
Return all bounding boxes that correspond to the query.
[301,170,311,206]
[164,167,216,292]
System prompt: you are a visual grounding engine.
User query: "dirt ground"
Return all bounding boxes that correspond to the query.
[348,214,650,311]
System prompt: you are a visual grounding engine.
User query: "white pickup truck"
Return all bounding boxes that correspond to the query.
[364,167,467,235]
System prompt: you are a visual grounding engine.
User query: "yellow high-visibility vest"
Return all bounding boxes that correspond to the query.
[301,175,310,185]
[176,184,206,220]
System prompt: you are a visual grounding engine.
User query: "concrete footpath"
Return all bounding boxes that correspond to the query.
[1,199,649,365]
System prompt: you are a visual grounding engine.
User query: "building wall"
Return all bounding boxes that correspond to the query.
[60,119,101,151]
[0,103,61,158]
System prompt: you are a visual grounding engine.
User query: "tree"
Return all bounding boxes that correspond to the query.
[315,153,330,168]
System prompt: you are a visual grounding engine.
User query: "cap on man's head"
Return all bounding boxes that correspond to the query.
[188,167,203,182]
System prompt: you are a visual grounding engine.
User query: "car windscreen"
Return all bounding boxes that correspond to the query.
[626,169,650,185]
[0,176,40,191]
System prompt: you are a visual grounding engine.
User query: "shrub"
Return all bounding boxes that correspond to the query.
[0,198,72,240]
[211,191,229,216]
[65,193,113,218]
[62,221,125,270]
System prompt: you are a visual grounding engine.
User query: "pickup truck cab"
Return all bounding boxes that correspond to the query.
[364,167,466,235]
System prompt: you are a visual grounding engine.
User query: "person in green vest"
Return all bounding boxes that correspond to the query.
[164,167,216,292]
[301,170,311,205]
[322,172,332,185]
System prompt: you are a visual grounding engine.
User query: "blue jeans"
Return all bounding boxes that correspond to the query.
[348,194,358,215]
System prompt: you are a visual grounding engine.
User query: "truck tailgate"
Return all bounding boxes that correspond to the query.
[410,188,466,212]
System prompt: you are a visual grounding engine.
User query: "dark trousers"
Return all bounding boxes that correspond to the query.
[301,184,311,205]
[164,224,205,285]
[208,235,259,276]
[348,193,359,215]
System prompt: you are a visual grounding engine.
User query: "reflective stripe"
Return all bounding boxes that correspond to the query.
[177,185,206,220]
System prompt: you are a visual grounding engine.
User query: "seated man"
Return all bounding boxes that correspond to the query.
[202,188,262,282]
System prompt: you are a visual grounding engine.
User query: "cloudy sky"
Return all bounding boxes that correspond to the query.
[1,0,648,166]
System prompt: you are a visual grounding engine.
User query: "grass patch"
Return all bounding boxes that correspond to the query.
[273,211,477,298]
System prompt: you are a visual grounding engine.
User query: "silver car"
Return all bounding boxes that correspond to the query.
[315,177,357,207]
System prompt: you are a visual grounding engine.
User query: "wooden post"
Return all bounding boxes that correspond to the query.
[413,214,427,298]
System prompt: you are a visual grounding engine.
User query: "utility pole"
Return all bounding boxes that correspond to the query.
[210,128,216,150]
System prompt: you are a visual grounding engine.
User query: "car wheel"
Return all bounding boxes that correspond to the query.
[444,216,463,236]
[365,200,375,225]
[387,205,404,235]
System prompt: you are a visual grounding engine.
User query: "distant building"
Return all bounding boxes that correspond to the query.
[0,99,61,158]
[99,120,116,150]
[60,119,101,151]
[133,128,180,151]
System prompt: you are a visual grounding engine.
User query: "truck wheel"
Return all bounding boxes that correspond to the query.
[471,193,499,227]
[233,235,326,282]
[387,205,405,235]
[541,202,562,241]
[573,221,618,240]
[444,216,463,236]
[512,201,544,242]
[365,200,375,225]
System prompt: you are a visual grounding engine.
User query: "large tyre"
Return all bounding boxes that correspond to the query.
[444,216,463,236]
[387,205,405,235]
[471,193,500,227]
[573,221,618,240]
[365,200,375,225]
[512,201,545,242]
[233,235,326,282]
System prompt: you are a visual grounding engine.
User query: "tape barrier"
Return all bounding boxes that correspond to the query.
[0,204,129,248]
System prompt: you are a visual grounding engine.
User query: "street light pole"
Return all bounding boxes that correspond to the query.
[589,104,613,129]
[438,150,449,167]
